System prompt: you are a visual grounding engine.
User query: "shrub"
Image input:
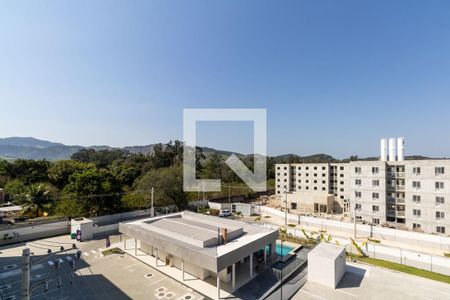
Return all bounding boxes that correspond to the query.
[210,209,220,216]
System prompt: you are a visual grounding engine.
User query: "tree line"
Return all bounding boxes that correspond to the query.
[0,140,276,219]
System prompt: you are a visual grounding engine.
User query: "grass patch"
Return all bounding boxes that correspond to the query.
[347,253,450,284]
[264,215,271,218]
[287,224,296,227]
[444,253,450,258]
[102,247,125,256]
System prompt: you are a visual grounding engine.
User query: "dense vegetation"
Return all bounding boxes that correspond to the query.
[0,141,276,219]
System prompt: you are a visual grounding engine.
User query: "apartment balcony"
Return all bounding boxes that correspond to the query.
[396,211,405,218]
[387,185,405,191]
[396,198,405,204]
[387,172,405,178]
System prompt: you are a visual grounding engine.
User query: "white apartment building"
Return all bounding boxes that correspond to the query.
[275,138,450,235]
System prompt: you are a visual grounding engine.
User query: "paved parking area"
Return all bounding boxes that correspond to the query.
[293,262,450,300]
[0,235,206,300]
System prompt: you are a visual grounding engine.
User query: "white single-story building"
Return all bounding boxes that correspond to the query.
[307,242,346,288]
[119,211,278,299]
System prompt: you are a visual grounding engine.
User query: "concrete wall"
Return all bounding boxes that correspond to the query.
[140,241,211,280]
[0,220,70,246]
[257,206,450,251]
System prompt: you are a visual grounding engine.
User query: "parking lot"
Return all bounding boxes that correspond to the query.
[0,235,206,300]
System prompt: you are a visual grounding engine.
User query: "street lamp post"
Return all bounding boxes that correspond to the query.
[284,187,288,227]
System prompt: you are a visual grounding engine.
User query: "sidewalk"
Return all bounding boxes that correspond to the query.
[246,214,448,256]
[117,239,233,300]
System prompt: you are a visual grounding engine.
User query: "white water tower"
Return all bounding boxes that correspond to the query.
[397,137,405,161]
[380,138,388,161]
[388,138,396,161]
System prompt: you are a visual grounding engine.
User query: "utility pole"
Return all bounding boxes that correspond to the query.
[284,187,288,227]
[353,201,357,239]
[21,248,31,300]
[202,182,205,202]
[151,187,154,217]
[228,185,231,205]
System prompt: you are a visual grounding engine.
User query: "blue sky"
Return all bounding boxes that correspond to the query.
[1,1,450,158]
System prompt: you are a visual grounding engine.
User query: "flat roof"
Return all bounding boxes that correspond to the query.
[308,242,345,259]
[119,211,278,272]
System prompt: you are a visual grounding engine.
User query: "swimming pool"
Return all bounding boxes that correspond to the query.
[266,243,294,256]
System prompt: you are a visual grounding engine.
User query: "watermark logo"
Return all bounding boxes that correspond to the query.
[183,108,266,192]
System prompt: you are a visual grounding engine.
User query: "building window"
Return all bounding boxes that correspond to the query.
[372,167,379,174]
[413,223,421,230]
[314,166,317,170]
[372,180,379,187]
[435,182,444,189]
[355,203,361,210]
[277,166,280,170]
[306,167,309,170]
[355,191,362,198]
[372,205,379,212]
[437,226,446,234]
[314,173,317,177]
[340,166,344,171]
[372,192,379,199]
[435,167,445,175]
[284,173,287,176]
[412,181,421,189]
[436,196,445,204]
[298,166,301,170]
[322,173,326,177]
[306,186,309,190]
[436,211,445,220]
[372,218,380,225]
[413,209,421,217]
[413,195,421,203]
[291,203,297,210]
[413,167,421,175]
[284,179,287,182]
[355,179,362,186]
[284,167,287,170]
[355,167,361,174]
[322,187,326,191]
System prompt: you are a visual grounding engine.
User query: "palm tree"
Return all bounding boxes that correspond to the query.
[22,184,50,218]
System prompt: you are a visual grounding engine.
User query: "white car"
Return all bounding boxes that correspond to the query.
[218,209,231,217]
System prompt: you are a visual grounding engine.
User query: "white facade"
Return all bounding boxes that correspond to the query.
[307,243,346,288]
[276,160,450,235]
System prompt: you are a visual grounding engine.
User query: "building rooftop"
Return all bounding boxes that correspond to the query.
[119,211,278,271]
[308,242,345,259]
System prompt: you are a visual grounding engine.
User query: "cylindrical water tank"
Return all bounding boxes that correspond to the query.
[388,138,396,161]
[397,137,405,161]
[380,138,388,161]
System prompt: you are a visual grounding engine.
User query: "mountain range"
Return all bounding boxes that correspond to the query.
[0,137,433,162]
